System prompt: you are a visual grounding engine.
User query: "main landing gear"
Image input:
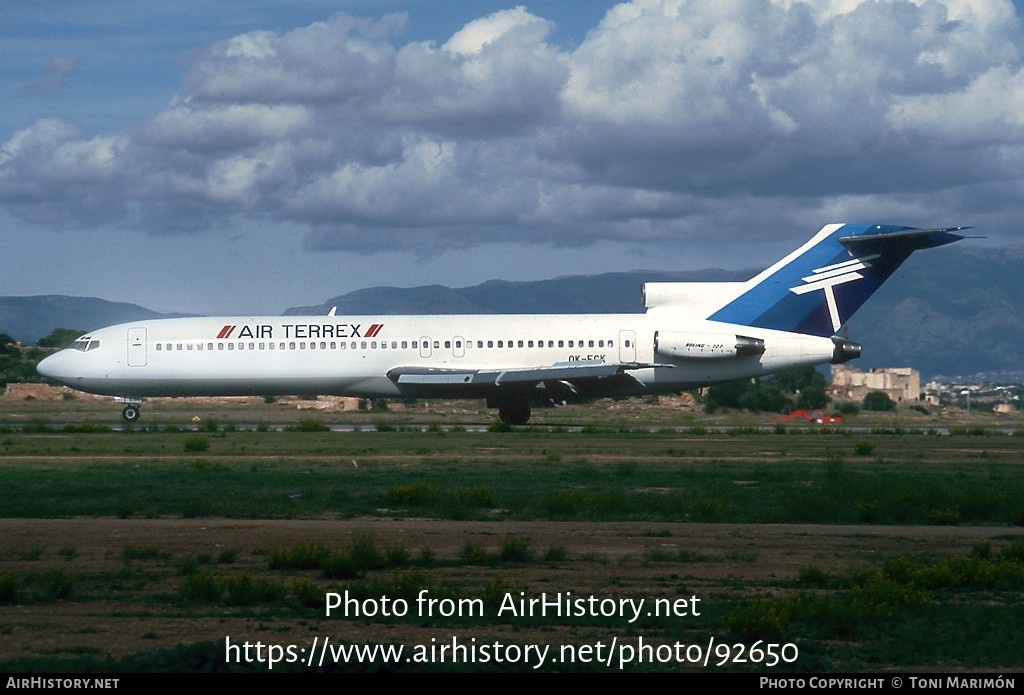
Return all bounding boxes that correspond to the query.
[497,400,531,426]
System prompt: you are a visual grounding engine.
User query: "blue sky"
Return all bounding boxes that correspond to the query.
[3,1,1023,315]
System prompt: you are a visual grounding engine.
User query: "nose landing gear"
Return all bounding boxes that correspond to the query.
[116,397,144,422]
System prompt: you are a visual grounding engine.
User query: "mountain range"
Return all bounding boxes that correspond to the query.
[3,242,1019,379]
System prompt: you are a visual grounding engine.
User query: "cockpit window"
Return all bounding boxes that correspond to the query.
[71,340,100,352]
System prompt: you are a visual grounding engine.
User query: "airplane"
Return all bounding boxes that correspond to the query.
[37,223,965,425]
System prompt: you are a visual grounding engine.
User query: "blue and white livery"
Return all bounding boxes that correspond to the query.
[37,223,965,424]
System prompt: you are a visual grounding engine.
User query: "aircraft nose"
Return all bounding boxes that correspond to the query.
[37,350,75,382]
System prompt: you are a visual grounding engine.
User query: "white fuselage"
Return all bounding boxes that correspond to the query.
[38,312,838,401]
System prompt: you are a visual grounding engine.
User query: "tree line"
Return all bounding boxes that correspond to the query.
[0,328,81,388]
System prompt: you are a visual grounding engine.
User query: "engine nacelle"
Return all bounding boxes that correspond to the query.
[655,331,766,360]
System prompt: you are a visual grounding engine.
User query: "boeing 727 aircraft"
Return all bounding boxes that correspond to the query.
[37,223,965,424]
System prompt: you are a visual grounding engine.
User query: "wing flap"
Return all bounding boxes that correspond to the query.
[389,359,626,387]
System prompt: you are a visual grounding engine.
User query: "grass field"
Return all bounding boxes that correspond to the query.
[1,395,1022,672]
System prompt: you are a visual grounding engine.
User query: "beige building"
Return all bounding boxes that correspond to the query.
[830,365,921,403]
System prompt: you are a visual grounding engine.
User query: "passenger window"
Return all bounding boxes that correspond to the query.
[156,344,162,351]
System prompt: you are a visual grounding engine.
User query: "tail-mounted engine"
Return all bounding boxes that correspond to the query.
[654,331,766,360]
[830,336,862,364]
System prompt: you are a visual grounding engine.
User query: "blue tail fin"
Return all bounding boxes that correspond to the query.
[708,224,965,337]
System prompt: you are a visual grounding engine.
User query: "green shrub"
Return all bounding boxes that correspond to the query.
[853,440,875,456]
[0,572,17,603]
[459,542,494,565]
[268,543,329,570]
[183,435,210,452]
[499,537,534,563]
[862,391,896,411]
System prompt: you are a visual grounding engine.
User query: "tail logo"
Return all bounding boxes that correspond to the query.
[789,255,878,333]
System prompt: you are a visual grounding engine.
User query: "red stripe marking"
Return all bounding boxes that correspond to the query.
[217,325,235,339]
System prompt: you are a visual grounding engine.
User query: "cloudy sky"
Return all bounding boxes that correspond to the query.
[3,0,1023,315]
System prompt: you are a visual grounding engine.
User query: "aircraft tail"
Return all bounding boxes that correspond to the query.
[707,224,966,337]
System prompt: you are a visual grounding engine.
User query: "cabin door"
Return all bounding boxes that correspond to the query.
[127,327,147,367]
[618,330,636,363]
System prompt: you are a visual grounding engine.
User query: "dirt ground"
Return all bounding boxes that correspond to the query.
[0,517,1012,666]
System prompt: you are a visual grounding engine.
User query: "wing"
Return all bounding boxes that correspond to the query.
[387,359,667,399]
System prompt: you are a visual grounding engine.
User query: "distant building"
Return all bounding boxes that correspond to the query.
[830,365,921,403]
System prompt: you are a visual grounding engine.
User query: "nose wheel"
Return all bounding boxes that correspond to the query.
[117,397,144,422]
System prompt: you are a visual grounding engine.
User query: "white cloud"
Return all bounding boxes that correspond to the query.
[442,5,550,56]
[1,0,1023,253]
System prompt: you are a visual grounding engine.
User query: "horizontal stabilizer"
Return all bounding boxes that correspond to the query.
[839,227,967,254]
